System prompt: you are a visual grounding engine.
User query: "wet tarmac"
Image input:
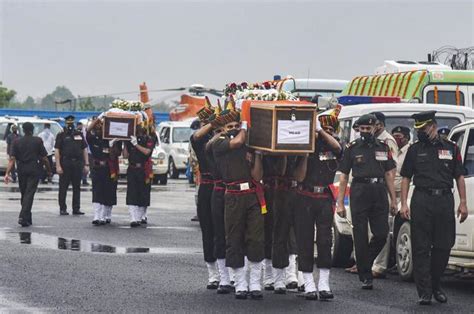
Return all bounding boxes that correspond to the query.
[0,231,201,255]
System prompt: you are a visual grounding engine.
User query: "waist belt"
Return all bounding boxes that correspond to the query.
[213,180,225,191]
[353,177,385,184]
[200,172,214,185]
[288,179,298,190]
[416,187,452,196]
[297,184,331,198]
[225,180,267,214]
[263,176,287,190]
[129,163,143,168]
[226,181,256,192]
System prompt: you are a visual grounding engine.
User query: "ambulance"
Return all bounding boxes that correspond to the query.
[341,60,474,108]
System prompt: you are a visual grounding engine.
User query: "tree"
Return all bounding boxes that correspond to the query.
[78,97,95,111]
[24,96,35,108]
[0,82,16,108]
[41,86,75,110]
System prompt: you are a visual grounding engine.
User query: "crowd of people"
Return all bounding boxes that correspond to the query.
[3,102,469,305]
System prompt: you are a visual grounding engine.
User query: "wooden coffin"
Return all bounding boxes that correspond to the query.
[102,113,137,140]
[245,101,317,153]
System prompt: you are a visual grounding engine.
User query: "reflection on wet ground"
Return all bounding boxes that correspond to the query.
[1,231,200,255]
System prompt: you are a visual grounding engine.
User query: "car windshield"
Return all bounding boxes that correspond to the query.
[17,122,63,137]
[172,127,192,143]
[383,116,461,141]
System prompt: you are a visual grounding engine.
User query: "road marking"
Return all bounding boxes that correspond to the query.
[0,288,49,313]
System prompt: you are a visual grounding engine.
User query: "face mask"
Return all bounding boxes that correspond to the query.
[360,132,374,143]
[417,131,429,143]
[66,125,74,132]
[227,129,239,138]
[395,137,405,148]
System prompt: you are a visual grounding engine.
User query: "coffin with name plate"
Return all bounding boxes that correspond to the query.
[102,112,137,140]
[242,100,317,154]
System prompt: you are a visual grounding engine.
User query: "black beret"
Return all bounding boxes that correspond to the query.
[370,111,386,124]
[411,110,436,129]
[356,114,377,126]
[65,115,75,123]
[391,125,411,138]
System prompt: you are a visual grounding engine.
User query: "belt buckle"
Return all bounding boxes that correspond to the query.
[313,186,325,193]
[432,189,442,196]
[239,182,250,191]
[370,178,378,184]
[291,180,298,188]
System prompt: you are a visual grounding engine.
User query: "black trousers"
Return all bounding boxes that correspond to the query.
[350,182,389,282]
[126,167,151,206]
[211,188,226,259]
[41,155,53,181]
[411,189,455,297]
[294,194,333,272]
[272,189,292,269]
[263,187,274,260]
[287,190,298,255]
[58,159,83,212]
[197,183,216,263]
[225,192,264,268]
[91,166,117,206]
[18,173,40,224]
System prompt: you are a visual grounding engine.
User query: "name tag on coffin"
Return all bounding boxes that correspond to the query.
[375,151,388,161]
[438,150,453,160]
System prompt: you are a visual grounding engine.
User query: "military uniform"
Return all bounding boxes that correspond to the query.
[125,134,155,226]
[87,129,120,224]
[338,114,396,286]
[191,132,220,288]
[55,117,88,215]
[10,129,48,226]
[212,132,265,297]
[400,111,465,303]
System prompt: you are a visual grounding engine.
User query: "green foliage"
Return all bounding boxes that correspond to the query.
[24,96,35,107]
[41,86,75,110]
[78,97,95,111]
[0,82,17,108]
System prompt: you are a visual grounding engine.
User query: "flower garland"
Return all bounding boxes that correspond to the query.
[110,99,145,111]
[224,81,298,101]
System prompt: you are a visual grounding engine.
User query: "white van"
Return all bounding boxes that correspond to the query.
[157,121,193,179]
[0,116,63,173]
[331,103,474,271]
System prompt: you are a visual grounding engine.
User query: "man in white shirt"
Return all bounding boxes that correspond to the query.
[38,123,55,183]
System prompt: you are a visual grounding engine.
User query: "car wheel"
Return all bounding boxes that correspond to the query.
[332,224,354,268]
[168,158,179,179]
[159,174,168,185]
[396,222,414,281]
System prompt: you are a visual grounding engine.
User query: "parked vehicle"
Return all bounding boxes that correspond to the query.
[342,61,474,107]
[157,121,192,179]
[278,78,348,102]
[0,116,63,174]
[330,101,474,269]
[118,132,169,185]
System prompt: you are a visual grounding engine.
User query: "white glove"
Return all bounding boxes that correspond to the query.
[109,138,117,148]
[241,121,248,131]
[130,136,138,146]
[98,112,105,120]
[315,117,322,132]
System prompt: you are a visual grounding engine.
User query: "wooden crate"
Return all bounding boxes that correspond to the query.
[246,101,317,153]
[102,113,137,140]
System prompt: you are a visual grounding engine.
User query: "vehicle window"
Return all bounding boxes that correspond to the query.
[17,122,62,137]
[464,129,474,177]
[172,127,192,143]
[384,116,461,141]
[426,90,465,106]
[339,119,352,146]
[160,127,170,143]
[450,131,465,150]
[0,122,8,140]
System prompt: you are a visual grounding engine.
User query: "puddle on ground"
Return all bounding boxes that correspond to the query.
[0,231,201,255]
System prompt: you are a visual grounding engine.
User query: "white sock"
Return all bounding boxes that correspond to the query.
[229,267,235,283]
[274,268,286,289]
[318,268,331,291]
[206,262,220,283]
[233,267,248,292]
[129,205,138,222]
[249,261,263,291]
[99,204,106,221]
[104,205,112,220]
[303,272,316,293]
[140,207,147,220]
[262,258,274,285]
[217,259,231,286]
[298,271,304,287]
[286,254,298,284]
[93,203,101,221]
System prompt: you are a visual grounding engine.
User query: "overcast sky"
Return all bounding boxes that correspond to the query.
[0,0,473,100]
